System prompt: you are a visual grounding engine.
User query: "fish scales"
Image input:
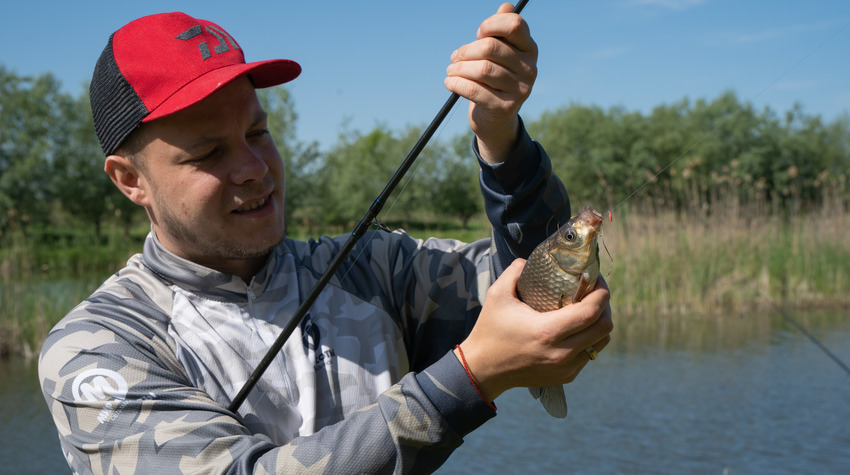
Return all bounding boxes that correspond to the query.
[519,237,596,311]
[516,206,603,418]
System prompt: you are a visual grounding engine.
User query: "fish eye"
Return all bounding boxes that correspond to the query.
[565,230,577,241]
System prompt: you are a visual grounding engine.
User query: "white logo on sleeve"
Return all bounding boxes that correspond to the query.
[72,368,138,424]
[72,368,128,402]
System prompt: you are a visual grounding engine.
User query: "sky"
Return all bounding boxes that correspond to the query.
[2,0,849,151]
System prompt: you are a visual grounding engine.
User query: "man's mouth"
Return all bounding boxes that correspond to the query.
[235,196,269,213]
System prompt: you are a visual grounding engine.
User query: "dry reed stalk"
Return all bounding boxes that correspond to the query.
[601,200,850,318]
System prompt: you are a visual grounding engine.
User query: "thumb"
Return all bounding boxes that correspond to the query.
[497,2,515,14]
[489,258,526,299]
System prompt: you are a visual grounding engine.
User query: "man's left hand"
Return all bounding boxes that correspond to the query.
[444,2,538,164]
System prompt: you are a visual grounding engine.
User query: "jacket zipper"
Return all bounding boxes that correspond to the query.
[244,279,295,402]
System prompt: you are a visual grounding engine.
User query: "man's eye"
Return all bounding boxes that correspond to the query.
[250,128,270,139]
[190,149,217,163]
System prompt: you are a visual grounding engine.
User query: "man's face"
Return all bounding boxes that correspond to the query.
[132,78,286,277]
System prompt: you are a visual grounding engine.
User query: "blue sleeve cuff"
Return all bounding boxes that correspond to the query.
[474,116,570,274]
[415,351,497,437]
[475,116,542,194]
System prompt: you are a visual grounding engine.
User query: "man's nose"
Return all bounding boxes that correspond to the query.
[230,144,269,184]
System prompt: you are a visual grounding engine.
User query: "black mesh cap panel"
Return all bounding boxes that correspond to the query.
[89,35,149,156]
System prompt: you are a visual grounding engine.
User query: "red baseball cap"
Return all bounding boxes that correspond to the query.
[90,12,301,156]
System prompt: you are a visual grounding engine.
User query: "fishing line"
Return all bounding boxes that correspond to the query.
[600,233,614,278]
[774,303,850,377]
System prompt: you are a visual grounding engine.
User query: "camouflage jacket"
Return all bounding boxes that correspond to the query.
[39,128,570,474]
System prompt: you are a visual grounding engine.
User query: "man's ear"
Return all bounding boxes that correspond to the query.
[104,155,150,207]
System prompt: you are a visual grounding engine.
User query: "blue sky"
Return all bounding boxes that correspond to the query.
[3,1,848,150]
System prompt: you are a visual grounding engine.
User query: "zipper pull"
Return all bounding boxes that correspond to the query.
[246,285,256,302]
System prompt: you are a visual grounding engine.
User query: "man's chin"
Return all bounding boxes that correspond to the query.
[225,234,285,260]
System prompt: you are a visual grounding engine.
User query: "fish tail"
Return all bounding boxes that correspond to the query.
[528,385,568,418]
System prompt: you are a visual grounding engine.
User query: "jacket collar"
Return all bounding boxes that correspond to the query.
[140,230,278,301]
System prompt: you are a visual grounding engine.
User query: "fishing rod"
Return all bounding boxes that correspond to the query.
[228,0,531,413]
[775,302,850,377]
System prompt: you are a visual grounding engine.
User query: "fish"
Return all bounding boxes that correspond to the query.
[516,205,604,418]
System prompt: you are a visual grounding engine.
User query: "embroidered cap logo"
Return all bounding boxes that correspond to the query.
[176,24,240,61]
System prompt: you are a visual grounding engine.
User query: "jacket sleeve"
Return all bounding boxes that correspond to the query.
[39,288,494,474]
[477,117,571,274]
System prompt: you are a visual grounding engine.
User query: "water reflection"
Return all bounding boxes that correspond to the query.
[3,309,848,474]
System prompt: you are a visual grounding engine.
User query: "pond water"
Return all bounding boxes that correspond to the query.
[3,309,848,474]
[442,309,850,474]
[0,357,69,473]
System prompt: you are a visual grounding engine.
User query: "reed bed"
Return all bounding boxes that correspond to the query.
[2,203,848,358]
[601,202,850,318]
[0,230,138,358]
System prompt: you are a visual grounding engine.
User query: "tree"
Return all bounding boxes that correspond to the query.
[528,103,644,209]
[430,132,481,227]
[50,87,122,238]
[0,68,64,235]
[317,126,403,226]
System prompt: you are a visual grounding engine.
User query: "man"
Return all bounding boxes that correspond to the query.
[40,5,612,474]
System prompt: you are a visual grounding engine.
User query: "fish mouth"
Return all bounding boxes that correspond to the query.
[578,206,604,229]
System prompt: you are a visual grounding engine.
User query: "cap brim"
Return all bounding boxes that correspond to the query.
[142,58,301,122]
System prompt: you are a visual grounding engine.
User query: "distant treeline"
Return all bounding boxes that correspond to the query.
[1,66,849,240]
[531,93,850,216]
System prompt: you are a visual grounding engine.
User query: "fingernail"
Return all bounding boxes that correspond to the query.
[450,49,458,62]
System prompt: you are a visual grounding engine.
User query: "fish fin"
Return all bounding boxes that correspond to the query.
[539,384,568,418]
[528,386,542,400]
[572,273,593,304]
[558,292,568,309]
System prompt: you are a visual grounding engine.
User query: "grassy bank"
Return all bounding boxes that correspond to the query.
[2,205,848,358]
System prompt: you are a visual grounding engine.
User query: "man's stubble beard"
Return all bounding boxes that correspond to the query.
[150,188,287,262]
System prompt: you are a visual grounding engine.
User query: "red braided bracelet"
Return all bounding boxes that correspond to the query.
[456,344,497,411]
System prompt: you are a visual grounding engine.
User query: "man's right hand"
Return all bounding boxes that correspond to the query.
[455,259,613,402]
